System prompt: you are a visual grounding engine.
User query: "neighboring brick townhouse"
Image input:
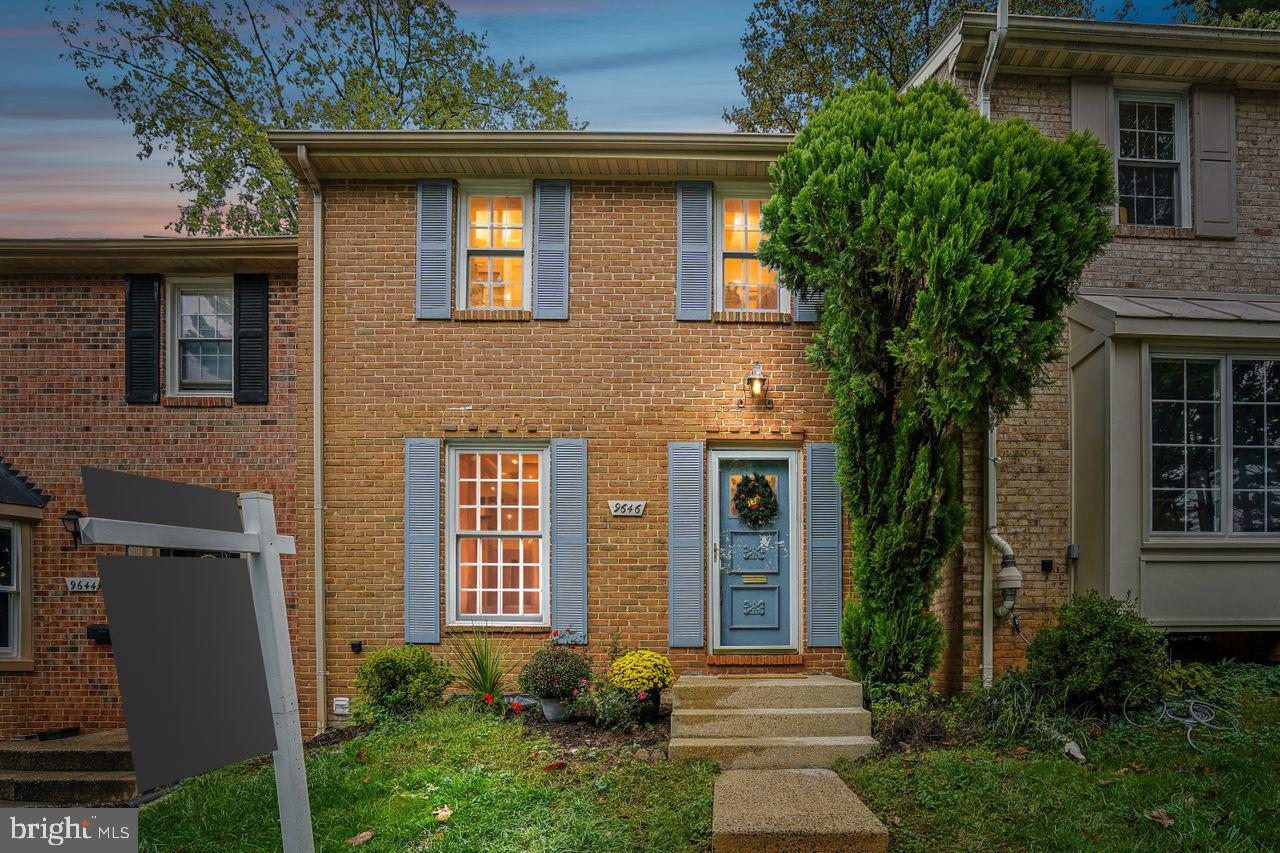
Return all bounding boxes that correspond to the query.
[0,237,305,737]
[2,13,1278,738]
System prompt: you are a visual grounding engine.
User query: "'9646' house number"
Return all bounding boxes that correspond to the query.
[607,500,646,517]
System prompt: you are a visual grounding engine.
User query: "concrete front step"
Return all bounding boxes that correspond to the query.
[0,730,133,772]
[713,769,888,852]
[670,734,877,769]
[673,674,862,710]
[0,770,137,804]
[672,706,871,739]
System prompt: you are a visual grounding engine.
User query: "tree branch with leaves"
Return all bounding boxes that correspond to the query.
[50,0,584,235]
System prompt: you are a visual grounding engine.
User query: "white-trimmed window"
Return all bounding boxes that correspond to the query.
[0,521,18,658]
[1150,354,1280,535]
[716,185,784,312]
[168,277,234,394]
[1115,92,1189,228]
[457,182,532,310]
[446,444,549,625]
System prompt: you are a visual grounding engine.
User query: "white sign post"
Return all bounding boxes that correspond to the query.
[78,491,315,853]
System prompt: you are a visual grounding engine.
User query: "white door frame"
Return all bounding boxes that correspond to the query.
[707,447,802,653]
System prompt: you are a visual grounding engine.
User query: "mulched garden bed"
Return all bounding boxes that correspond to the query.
[519,712,670,752]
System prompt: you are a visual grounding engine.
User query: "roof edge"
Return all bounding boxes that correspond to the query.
[0,236,298,275]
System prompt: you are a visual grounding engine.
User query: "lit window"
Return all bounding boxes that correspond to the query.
[460,186,530,310]
[1116,95,1186,227]
[719,195,780,312]
[1150,355,1280,535]
[0,522,18,657]
[449,446,547,622]
[169,279,233,393]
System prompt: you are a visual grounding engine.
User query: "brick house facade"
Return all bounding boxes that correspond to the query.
[2,14,1278,736]
[0,239,307,737]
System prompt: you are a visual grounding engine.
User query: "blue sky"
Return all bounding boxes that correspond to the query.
[1,0,1172,237]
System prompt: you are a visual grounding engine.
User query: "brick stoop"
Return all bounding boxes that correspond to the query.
[0,730,136,805]
[668,675,875,769]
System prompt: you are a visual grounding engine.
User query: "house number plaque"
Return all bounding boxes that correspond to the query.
[65,577,101,592]
[608,500,646,517]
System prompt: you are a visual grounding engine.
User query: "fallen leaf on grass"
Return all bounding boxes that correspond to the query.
[1146,809,1175,828]
[362,776,370,785]
[543,760,567,772]
[434,805,453,823]
[346,831,373,846]
[888,816,902,827]
[1083,830,1102,842]
[1129,764,1149,774]
[1212,810,1233,827]
[1097,779,1115,787]
[1012,747,1030,755]
[355,751,367,764]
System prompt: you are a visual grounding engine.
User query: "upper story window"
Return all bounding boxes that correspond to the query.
[458,183,531,310]
[169,277,233,394]
[0,521,18,657]
[447,445,548,625]
[1116,93,1188,228]
[1150,354,1280,536]
[717,188,783,313]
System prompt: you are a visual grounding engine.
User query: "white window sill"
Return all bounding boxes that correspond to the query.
[446,620,549,631]
[1142,536,1280,550]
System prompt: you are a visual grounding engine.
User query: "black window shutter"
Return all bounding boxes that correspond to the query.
[124,274,161,404]
[233,273,270,404]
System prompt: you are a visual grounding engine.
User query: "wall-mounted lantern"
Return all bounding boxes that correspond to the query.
[737,362,773,410]
[60,509,84,549]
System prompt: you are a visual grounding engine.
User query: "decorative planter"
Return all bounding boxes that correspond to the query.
[639,689,662,723]
[539,697,573,722]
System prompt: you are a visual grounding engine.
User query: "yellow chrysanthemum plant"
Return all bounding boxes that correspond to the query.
[607,650,675,694]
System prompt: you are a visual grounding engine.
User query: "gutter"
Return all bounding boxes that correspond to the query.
[297,144,327,733]
[978,0,1022,689]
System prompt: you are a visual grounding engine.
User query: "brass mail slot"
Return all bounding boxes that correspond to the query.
[741,576,768,584]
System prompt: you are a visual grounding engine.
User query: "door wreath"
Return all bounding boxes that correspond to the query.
[733,473,779,528]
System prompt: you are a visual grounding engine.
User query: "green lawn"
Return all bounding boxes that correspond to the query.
[840,675,1280,852]
[141,668,1280,852]
[139,709,715,852]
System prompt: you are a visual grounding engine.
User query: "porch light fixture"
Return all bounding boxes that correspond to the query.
[738,362,773,410]
[60,509,83,549]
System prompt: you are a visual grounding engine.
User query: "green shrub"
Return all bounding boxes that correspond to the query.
[868,679,955,749]
[354,646,452,717]
[572,674,644,732]
[1026,592,1168,712]
[1159,660,1213,697]
[518,644,592,701]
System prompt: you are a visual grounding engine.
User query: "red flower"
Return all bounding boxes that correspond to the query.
[512,702,525,714]
[551,629,560,638]
[572,689,580,696]
[637,691,648,701]
[483,694,494,705]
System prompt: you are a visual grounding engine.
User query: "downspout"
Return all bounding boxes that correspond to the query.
[297,144,327,733]
[978,0,1021,688]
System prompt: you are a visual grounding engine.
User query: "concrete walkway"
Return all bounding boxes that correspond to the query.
[712,768,888,852]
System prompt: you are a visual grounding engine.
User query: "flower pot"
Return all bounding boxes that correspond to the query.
[639,689,661,723]
[539,697,573,722]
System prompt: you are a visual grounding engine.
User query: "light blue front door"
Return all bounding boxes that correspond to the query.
[717,458,792,649]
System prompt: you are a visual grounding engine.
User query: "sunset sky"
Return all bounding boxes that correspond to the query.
[2,0,1170,238]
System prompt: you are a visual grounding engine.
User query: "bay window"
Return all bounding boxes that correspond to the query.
[447,445,548,624]
[0,522,18,659]
[1150,355,1280,535]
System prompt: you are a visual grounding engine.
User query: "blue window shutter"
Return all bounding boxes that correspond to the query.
[551,438,588,643]
[676,182,713,321]
[416,179,452,319]
[404,439,441,643]
[806,443,843,647]
[793,289,823,323]
[667,442,705,647]
[533,180,571,319]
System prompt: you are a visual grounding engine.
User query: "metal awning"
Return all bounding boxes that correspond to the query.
[1070,288,1280,339]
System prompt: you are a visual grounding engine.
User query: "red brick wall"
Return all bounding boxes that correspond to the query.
[930,70,1280,690]
[296,179,854,724]
[0,272,303,737]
